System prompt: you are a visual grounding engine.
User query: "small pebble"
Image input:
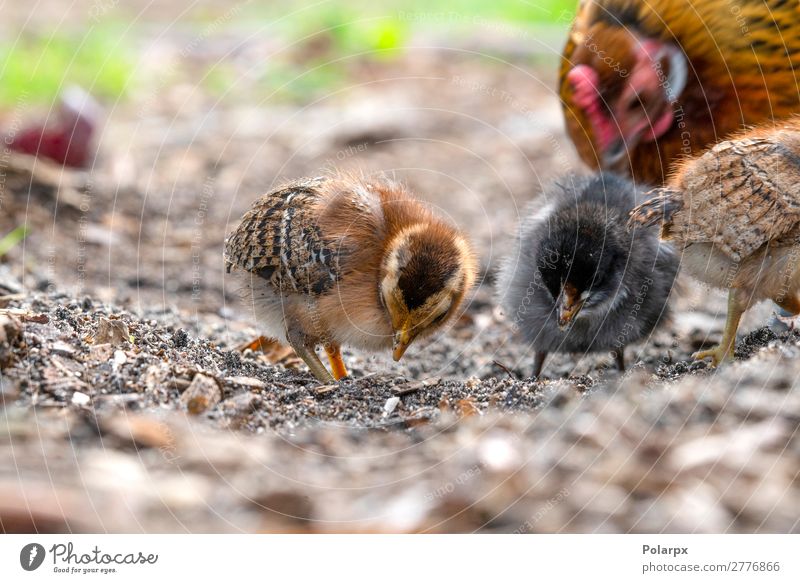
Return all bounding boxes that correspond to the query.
[383,396,400,417]
[51,341,76,357]
[71,391,91,406]
[113,350,127,370]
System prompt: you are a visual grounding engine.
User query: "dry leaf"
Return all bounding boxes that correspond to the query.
[180,373,221,415]
[456,397,480,418]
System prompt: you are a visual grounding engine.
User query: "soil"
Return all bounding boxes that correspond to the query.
[1,26,799,533]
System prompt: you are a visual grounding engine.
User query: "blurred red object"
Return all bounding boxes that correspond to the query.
[6,87,101,168]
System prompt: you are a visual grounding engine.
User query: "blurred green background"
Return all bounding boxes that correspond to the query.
[0,0,578,107]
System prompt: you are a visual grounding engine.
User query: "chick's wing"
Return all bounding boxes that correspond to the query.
[667,133,800,261]
[224,177,340,296]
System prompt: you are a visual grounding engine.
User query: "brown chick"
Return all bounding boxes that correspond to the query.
[224,175,476,382]
[629,118,800,365]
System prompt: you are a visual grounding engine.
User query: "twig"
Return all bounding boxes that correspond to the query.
[493,359,517,380]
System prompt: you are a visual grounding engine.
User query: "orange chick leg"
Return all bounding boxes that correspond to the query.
[324,343,348,381]
[237,335,272,352]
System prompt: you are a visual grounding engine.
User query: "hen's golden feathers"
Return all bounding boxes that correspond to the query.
[562,0,800,185]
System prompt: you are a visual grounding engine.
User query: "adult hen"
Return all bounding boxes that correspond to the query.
[630,118,800,365]
[497,173,678,377]
[561,0,800,185]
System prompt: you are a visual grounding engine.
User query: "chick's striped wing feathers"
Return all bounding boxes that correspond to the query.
[653,134,800,260]
[224,177,341,295]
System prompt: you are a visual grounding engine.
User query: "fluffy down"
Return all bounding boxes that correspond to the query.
[498,172,678,374]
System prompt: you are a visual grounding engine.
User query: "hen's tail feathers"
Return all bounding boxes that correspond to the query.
[628,188,683,231]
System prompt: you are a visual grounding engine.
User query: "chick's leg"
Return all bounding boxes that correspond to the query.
[614,349,625,372]
[324,343,348,381]
[532,351,547,378]
[287,330,334,382]
[693,289,747,366]
[292,343,334,382]
[238,335,272,352]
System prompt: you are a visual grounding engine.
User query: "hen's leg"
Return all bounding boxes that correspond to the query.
[614,349,625,372]
[693,289,746,366]
[287,330,334,382]
[324,343,348,381]
[532,351,547,378]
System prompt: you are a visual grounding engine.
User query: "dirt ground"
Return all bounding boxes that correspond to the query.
[1,23,799,533]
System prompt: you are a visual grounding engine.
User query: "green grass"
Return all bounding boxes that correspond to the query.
[0,226,29,257]
[0,27,134,106]
[0,1,578,106]
[239,0,578,27]
[240,0,578,56]
[230,0,578,102]
[257,62,349,103]
[396,0,577,23]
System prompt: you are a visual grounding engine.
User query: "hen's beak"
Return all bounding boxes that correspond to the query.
[392,321,415,361]
[558,285,585,329]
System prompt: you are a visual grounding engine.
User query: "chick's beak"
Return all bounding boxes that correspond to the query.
[392,321,415,361]
[558,286,585,329]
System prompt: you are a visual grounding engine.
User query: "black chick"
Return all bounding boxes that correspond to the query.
[497,173,678,378]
